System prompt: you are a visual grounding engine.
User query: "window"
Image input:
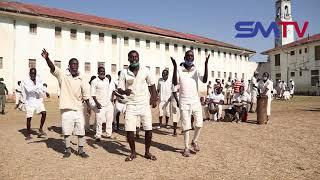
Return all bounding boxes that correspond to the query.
[299,49,302,54]
[156,67,160,76]
[84,62,91,73]
[29,24,37,34]
[240,55,242,60]
[111,64,117,73]
[235,54,238,59]
[183,45,186,52]
[229,72,232,79]
[242,73,244,79]
[99,33,104,42]
[112,35,117,44]
[70,29,77,39]
[54,60,61,68]
[311,70,319,86]
[198,48,201,55]
[123,65,128,69]
[276,73,281,80]
[211,71,214,77]
[174,44,178,52]
[55,27,61,37]
[135,38,140,47]
[218,71,221,78]
[291,72,295,77]
[124,37,129,46]
[190,46,194,50]
[223,52,226,58]
[224,72,226,78]
[305,48,308,53]
[97,62,105,68]
[0,57,3,69]
[29,59,36,68]
[165,43,169,51]
[235,73,238,78]
[146,40,150,48]
[218,51,220,57]
[211,50,214,56]
[85,31,91,41]
[315,46,320,60]
[229,53,232,58]
[205,49,208,56]
[156,41,160,49]
[290,50,295,56]
[275,54,280,66]
[299,71,302,76]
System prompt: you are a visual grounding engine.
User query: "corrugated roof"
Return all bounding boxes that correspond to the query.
[261,33,320,55]
[0,1,255,53]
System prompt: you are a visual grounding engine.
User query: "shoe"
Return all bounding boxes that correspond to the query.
[63,148,72,158]
[165,125,170,129]
[37,129,47,138]
[78,151,89,158]
[191,141,200,152]
[155,126,161,129]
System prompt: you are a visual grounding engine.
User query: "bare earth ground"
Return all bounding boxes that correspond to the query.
[0,96,319,180]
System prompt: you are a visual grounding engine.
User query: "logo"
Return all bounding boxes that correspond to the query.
[235,21,309,38]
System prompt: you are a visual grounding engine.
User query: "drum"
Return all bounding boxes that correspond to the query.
[257,95,268,124]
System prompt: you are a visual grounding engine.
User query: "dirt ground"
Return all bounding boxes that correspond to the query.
[0,96,319,180]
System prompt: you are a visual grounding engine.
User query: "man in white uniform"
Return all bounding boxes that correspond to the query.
[42,49,91,158]
[289,79,295,98]
[231,86,251,122]
[15,81,22,110]
[117,50,158,161]
[113,71,126,131]
[258,72,273,123]
[171,50,210,157]
[208,87,224,121]
[21,68,48,140]
[225,77,233,104]
[91,67,114,142]
[157,69,172,129]
[250,71,259,113]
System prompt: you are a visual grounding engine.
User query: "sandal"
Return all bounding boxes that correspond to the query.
[144,153,157,161]
[125,154,137,162]
[182,148,190,157]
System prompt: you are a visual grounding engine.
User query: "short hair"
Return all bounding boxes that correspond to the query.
[162,69,169,74]
[97,66,105,72]
[68,58,78,65]
[185,50,193,56]
[128,50,139,57]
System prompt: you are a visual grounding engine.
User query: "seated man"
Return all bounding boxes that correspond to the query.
[227,86,251,123]
[208,87,224,121]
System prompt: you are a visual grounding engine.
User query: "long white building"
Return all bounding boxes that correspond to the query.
[0,1,258,95]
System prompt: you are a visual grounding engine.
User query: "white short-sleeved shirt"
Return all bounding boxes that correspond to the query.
[91,77,110,107]
[258,79,273,96]
[21,77,45,107]
[176,65,204,104]
[158,78,172,102]
[118,67,154,105]
[209,92,225,103]
[232,92,251,104]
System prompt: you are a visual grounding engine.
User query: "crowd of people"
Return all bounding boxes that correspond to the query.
[0,49,296,161]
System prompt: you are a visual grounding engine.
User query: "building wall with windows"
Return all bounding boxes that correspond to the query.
[0,10,258,94]
[265,39,320,94]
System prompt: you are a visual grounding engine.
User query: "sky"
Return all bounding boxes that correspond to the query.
[16,0,320,62]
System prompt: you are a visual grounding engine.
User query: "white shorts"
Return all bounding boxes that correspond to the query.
[61,109,85,136]
[170,100,180,123]
[180,102,203,131]
[25,103,46,118]
[159,100,170,117]
[125,104,152,132]
[115,101,126,113]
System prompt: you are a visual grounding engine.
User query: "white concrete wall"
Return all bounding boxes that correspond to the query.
[0,13,258,94]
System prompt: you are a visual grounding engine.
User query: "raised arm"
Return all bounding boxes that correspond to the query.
[41,49,55,73]
[171,57,178,86]
[201,54,210,83]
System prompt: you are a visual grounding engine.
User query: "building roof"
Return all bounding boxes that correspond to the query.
[0,1,255,54]
[261,33,320,55]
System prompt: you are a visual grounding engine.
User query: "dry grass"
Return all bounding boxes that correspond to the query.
[0,96,319,180]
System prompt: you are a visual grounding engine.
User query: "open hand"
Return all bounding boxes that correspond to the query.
[41,49,49,59]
